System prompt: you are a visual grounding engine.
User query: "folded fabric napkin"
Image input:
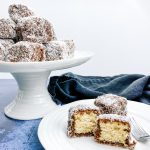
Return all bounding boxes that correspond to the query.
[48,72,150,105]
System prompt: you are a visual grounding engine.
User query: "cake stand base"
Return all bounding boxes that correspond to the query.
[4,71,57,120]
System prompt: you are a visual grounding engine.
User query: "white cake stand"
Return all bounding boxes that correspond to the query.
[0,51,93,120]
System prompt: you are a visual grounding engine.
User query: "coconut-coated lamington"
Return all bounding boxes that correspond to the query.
[94,114,136,149]
[64,40,75,57]
[44,40,75,61]
[0,39,14,48]
[8,4,34,23]
[0,18,16,39]
[0,39,14,61]
[6,41,46,62]
[0,43,5,61]
[67,105,100,137]
[94,94,127,115]
[16,16,56,43]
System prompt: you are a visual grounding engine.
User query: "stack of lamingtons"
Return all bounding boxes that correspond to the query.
[0,4,75,62]
[67,94,136,150]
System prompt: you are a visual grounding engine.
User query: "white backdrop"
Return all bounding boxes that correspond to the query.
[1,0,150,78]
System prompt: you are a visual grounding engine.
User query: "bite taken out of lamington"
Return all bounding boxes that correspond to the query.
[67,105,100,137]
[94,114,136,149]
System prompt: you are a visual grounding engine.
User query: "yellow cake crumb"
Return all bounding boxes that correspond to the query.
[74,112,97,134]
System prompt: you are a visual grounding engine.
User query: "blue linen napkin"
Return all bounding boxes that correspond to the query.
[48,72,150,105]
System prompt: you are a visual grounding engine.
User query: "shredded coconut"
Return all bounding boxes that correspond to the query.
[98,114,130,123]
[0,18,16,38]
[6,41,46,62]
[9,4,34,23]
[95,94,127,106]
[16,16,56,43]
[44,40,74,61]
[0,43,5,61]
[94,94,127,116]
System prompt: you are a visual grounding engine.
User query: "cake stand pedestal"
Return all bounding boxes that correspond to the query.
[0,51,93,120]
[5,71,55,120]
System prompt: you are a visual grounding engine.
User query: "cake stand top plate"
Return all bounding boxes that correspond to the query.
[0,51,93,72]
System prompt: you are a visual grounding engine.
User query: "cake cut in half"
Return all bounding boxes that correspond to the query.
[94,94,127,116]
[94,114,136,149]
[67,105,100,137]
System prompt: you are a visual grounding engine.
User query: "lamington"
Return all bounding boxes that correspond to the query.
[44,40,75,61]
[94,114,136,149]
[0,39,14,61]
[6,41,46,62]
[94,94,127,115]
[67,105,100,137]
[64,40,75,57]
[0,43,5,61]
[16,16,56,43]
[8,4,35,23]
[0,39,14,48]
[0,18,16,39]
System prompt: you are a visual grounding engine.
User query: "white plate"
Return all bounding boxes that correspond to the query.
[38,99,150,150]
[0,50,93,72]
